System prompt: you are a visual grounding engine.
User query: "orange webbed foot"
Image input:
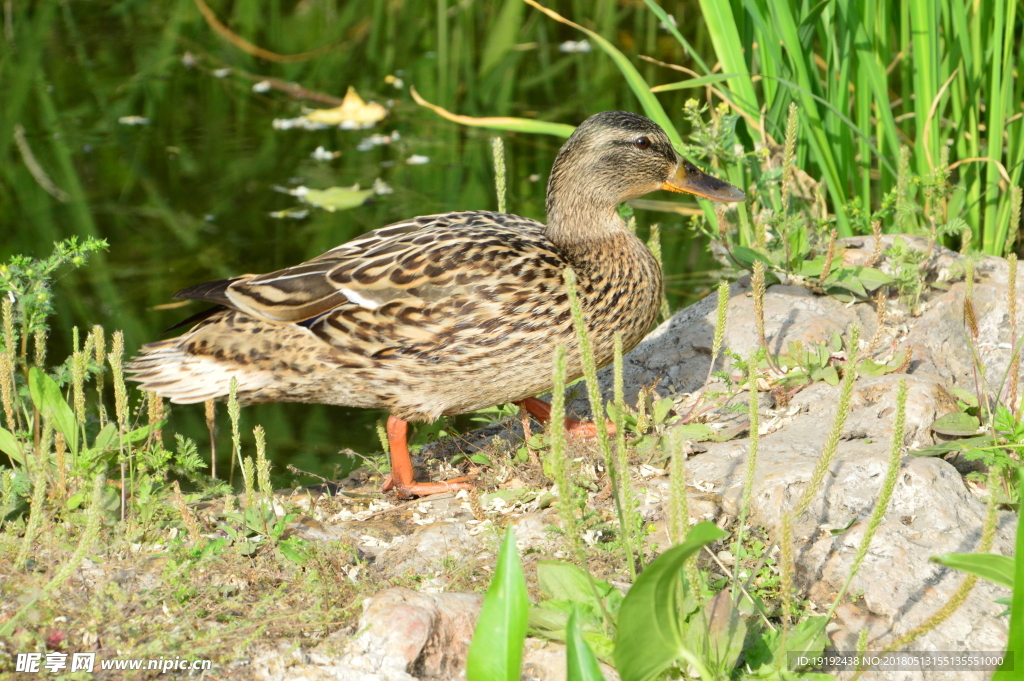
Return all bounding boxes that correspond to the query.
[516,396,616,437]
[381,416,475,499]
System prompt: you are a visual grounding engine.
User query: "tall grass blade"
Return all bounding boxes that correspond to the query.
[693,0,759,123]
[564,268,638,578]
[479,0,525,76]
[522,0,681,148]
[649,73,742,93]
[412,86,574,137]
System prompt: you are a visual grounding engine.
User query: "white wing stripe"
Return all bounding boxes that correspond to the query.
[340,288,380,309]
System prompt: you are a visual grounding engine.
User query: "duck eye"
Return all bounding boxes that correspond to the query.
[634,136,652,150]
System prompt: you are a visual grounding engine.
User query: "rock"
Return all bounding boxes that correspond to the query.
[791,373,958,446]
[253,589,481,681]
[569,281,877,417]
[382,521,485,579]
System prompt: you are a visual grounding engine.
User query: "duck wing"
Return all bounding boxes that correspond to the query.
[174,211,560,334]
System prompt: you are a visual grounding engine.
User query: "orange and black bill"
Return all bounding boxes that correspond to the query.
[662,159,746,203]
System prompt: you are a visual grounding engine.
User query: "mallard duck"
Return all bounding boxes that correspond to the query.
[129,111,744,497]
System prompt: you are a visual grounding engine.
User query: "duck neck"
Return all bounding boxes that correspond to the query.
[544,179,629,256]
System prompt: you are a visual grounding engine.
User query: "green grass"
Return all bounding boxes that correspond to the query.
[668,0,1023,252]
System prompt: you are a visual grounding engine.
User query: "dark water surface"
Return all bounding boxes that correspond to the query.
[2,0,721,481]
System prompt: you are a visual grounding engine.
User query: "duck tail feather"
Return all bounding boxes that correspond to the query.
[127,341,272,405]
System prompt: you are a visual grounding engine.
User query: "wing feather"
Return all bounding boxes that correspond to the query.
[221,212,552,325]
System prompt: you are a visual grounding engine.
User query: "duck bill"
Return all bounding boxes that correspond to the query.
[662,160,746,203]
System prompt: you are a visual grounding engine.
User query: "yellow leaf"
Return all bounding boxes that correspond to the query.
[305,87,387,126]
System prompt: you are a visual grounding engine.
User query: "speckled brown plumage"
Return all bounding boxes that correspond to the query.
[128,110,744,495]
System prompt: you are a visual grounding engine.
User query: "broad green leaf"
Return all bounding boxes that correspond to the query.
[855,267,895,290]
[614,521,727,681]
[883,349,908,371]
[300,186,375,212]
[911,436,993,457]
[126,421,167,444]
[0,426,24,464]
[787,223,810,270]
[816,343,829,367]
[810,366,839,386]
[797,256,827,277]
[684,590,746,675]
[744,615,829,673]
[673,423,717,442]
[28,367,78,455]
[529,602,615,662]
[412,86,575,138]
[650,73,742,93]
[993,469,1024,677]
[729,245,773,270]
[467,527,529,681]
[930,412,981,436]
[90,423,118,453]
[826,266,893,291]
[479,0,525,76]
[529,606,569,633]
[653,397,674,425]
[932,553,1014,589]
[566,608,606,681]
[822,269,868,298]
[951,388,979,408]
[858,359,890,378]
[482,488,536,507]
[538,561,603,605]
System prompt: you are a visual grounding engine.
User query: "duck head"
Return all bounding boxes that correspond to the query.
[545,111,744,245]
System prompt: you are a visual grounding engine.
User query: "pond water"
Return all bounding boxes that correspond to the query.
[2,0,722,482]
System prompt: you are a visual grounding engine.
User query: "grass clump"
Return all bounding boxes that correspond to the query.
[0,241,383,672]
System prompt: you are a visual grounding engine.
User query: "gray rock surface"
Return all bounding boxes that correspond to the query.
[253,589,481,681]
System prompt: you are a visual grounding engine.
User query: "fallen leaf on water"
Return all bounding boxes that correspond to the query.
[293,185,375,212]
[305,86,387,127]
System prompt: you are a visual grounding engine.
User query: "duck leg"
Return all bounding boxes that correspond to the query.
[516,397,616,437]
[380,415,473,498]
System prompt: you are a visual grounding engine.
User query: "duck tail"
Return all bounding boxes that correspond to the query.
[127,336,273,405]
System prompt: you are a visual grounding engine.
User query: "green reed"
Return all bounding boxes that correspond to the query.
[564,267,640,579]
